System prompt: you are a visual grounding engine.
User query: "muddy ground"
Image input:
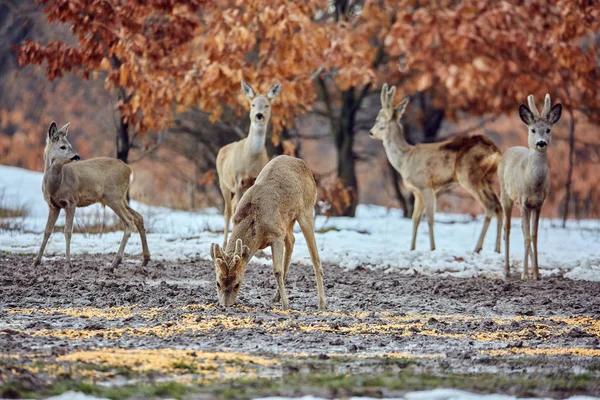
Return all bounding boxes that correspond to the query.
[1,252,599,399]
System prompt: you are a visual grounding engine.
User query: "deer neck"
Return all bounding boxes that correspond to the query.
[226,216,262,259]
[43,159,71,196]
[526,149,549,188]
[246,122,267,155]
[383,121,412,170]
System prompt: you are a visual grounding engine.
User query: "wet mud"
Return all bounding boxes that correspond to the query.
[1,253,599,398]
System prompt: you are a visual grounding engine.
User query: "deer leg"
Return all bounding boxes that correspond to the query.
[495,206,503,254]
[63,205,76,272]
[271,238,290,310]
[475,213,492,254]
[33,206,60,267]
[298,214,327,310]
[273,231,295,303]
[521,208,532,280]
[222,188,233,248]
[501,199,513,279]
[108,202,135,270]
[422,189,436,251]
[462,181,501,253]
[127,205,151,266]
[531,208,541,280]
[410,193,424,251]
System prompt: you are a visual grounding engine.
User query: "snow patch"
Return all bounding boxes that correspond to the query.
[1,165,599,281]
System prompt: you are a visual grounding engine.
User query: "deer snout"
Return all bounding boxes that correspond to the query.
[255,113,264,121]
[535,140,547,150]
[71,154,81,161]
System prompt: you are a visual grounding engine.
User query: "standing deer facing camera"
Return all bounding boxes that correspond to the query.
[33,122,150,272]
[499,94,561,280]
[210,155,326,311]
[370,84,503,253]
[216,81,281,247]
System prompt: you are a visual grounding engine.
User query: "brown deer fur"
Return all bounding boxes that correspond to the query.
[370,84,502,253]
[499,94,561,280]
[216,81,280,247]
[210,155,326,311]
[33,122,150,271]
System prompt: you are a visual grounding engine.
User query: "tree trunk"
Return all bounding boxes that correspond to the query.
[562,108,576,228]
[334,89,359,217]
[418,92,446,143]
[116,114,130,163]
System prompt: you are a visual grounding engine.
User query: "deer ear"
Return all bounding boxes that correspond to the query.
[547,103,562,125]
[266,82,281,100]
[48,122,59,141]
[519,105,534,125]
[380,84,389,108]
[387,86,396,106]
[241,80,256,100]
[59,122,70,137]
[394,96,409,121]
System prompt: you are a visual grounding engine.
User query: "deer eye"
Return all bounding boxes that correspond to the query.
[234,283,240,290]
[546,128,550,133]
[60,146,67,150]
[216,282,221,289]
[265,105,269,108]
[531,129,535,133]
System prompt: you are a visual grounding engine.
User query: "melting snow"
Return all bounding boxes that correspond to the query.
[1,165,598,281]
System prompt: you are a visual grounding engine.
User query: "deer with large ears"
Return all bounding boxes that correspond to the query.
[33,122,150,272]
[216,81,281,248]
[499,94,562,280]
[210,155,326,311]
[370,84,503,253]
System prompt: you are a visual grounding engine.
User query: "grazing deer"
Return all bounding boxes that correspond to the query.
[370,84,502,253]
[216,81,281,247]
[210,155,326,311]
[499,94,561,280]
[33,122,150,271]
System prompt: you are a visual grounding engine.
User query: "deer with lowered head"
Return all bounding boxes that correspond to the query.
[499,94,561,280]
[33,122,150,271]
[216,81,281,248]
[370,84,503,253]
[210,155,326,311]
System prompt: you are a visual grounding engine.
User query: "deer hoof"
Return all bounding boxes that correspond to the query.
[32,258,41,267]
[533,272,541,280]
[272,290,281,303]
[318,301,327,311]
[111,256,122,269]
[103,266,115,275]
[142,256,151,267]
[63,262,72,275]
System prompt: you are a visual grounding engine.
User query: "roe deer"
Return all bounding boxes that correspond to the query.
[210,155,326,311]
[499,94,561,280]
[370,84,502,253]
[216,81,281,247]
[33,122,150,271]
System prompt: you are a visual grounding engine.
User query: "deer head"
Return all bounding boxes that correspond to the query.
[241,81,281,126]
[518,94,562,153]
[210,239,251,306]
[369,83,409,140]
[45,122,80,165]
